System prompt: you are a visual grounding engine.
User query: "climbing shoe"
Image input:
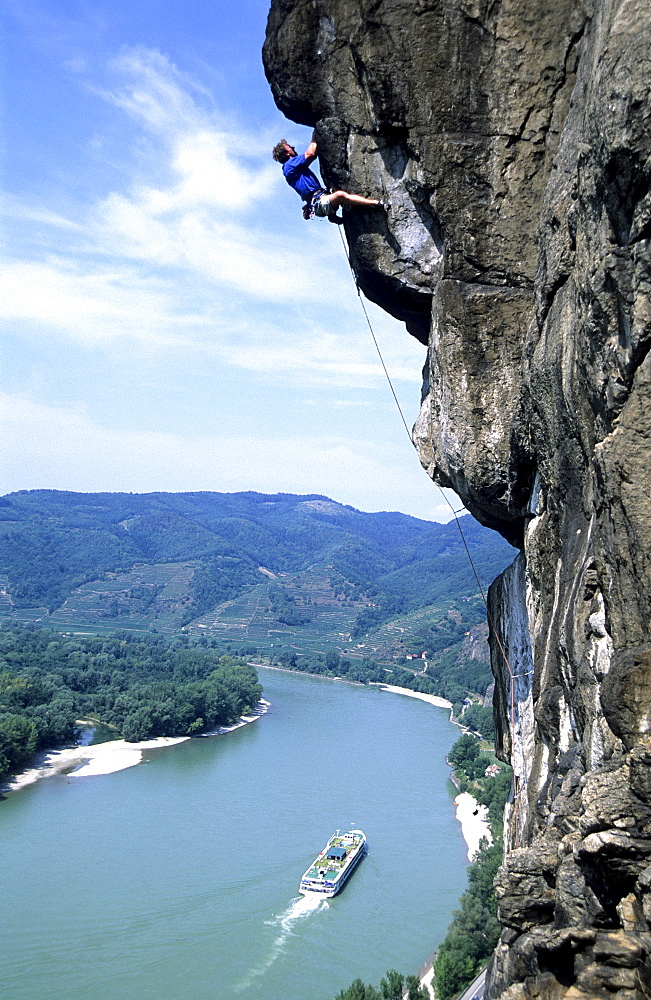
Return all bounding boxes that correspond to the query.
[328,214,345,225]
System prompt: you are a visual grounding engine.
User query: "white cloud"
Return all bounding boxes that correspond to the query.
[1,202,84,229]
[0,43,429,492]
[103,48,210,136]
[87,49,320,300]
[93,194,326,300]
[0,259,208,344]
[151,130,274,211]
[0,252,422,389]
[99,48,278,210]
[1,46,352,327]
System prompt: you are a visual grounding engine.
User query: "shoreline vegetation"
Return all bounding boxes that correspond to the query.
[257,663,453,710]
[260,647,493,724]
[1,699,270,794]
[430,735,511,1000]
[0,630,263,781]
[0,624,494,784]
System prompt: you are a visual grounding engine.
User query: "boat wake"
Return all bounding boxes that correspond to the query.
[275,892,328,930]
[235,894,328,990]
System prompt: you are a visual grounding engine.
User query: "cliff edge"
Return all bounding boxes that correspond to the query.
[263,1,651,997]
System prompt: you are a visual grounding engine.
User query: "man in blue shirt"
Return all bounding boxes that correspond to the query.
[273,139,383,222]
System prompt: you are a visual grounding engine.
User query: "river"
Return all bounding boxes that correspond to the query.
[0,668,469,1000]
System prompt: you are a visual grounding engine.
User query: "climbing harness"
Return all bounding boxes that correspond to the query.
[303,191,344,223]
[336,223,528,846]
[302,189,326,220]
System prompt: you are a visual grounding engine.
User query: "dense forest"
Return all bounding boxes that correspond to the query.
[0,628,261,779]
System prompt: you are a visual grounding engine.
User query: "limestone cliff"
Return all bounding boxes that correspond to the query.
[263,1,651,997]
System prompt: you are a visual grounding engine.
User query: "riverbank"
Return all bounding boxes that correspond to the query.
[255,666,454,710]
[454,791,493,860]
[1,699,270,795]
[375,684,493,867]
[374,683,452,710]
[413,793,492,999]
[253,661,367,685]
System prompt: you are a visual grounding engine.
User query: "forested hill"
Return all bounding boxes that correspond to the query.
[0,490,515,658]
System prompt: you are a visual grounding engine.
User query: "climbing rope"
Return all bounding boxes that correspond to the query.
[337,227,413,442]
[337,223,526,844]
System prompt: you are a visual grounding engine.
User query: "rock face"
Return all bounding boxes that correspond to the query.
[264,1,651,998]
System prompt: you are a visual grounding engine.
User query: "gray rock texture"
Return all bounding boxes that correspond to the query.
[264,1,651,997]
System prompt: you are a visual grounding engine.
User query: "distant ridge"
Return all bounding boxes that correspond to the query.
[0,489,515,663]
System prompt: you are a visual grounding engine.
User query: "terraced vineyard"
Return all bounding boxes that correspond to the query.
[350,603,451,659]
[0,490,515,653]
[48,562,196,633]
[0,563,197,634]
[185,569,371,653]
[0,575,48,625]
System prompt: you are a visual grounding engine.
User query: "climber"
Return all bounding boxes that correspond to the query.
[272,139,383,222]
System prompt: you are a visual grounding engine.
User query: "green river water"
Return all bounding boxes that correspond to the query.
[0,668,469,1000]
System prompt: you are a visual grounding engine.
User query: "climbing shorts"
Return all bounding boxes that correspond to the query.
[313,193,336,217]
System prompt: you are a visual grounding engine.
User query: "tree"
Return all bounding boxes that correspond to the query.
[434,950,475,1000]
[463,704,495,739]
[380,970,404,1000]
[335,970,427,1000]
[405,974,428,999]
[335,979,380,1000]
[325,650,341,672]
[474,769,512,832]
[0,713,39,768]
[431,759,512,1000]
[122,708,154,742]
[447,734,480,769]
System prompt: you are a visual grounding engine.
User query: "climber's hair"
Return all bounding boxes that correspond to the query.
[272,140,292,163]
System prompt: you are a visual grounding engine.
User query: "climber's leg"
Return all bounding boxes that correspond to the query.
[313,191,382,217]
[328,190,382,210]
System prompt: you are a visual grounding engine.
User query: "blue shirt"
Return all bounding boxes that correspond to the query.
[282,153,324,203]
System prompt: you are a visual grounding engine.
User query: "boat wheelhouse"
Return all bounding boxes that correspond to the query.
[299,829,366,897]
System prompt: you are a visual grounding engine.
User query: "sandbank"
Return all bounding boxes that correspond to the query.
[2,699,270,795]
[455,791,493,860]
[203,698,270,737]
[374,683,452,710]
[418,960,435,999]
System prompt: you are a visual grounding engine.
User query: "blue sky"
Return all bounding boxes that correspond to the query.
[1,0,459,521]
